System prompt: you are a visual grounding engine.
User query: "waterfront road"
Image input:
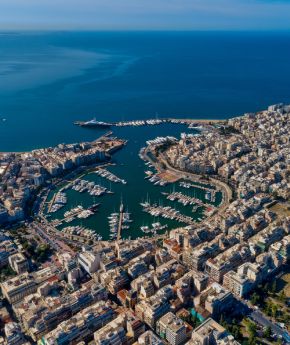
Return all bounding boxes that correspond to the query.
[144,147,232,211]
[31,222,75,255]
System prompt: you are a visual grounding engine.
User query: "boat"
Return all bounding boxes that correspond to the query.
[205,191,211,200]
[74,118,112,128]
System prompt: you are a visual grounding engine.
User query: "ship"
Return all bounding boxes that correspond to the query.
[74,117,112,128]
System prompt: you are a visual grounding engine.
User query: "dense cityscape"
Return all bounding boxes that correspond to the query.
[0,104,289,345]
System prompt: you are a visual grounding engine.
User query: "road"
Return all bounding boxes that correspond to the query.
[31,222,75,255]
[250,310,290,343]
[143,147,233,214]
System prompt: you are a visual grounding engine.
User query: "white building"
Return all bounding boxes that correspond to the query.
[78,250,100,274]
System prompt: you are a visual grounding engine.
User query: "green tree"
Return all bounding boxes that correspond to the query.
[246,321,257,339]
[264,301,273,316]
[248,336,258,345]
[277,290,286,303]
[191,313,197,328]
[231,325,241,340]
[263,326,271,339]
[250,292,260,305]
[271,304,278,318]
[271,280,277,294]
[264,282,270,293]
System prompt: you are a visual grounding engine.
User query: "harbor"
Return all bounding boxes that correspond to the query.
[43,123,223,241]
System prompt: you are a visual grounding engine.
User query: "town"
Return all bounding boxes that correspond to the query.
[0,104,289,345]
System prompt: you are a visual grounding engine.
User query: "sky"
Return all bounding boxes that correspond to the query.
[0,0,290,31]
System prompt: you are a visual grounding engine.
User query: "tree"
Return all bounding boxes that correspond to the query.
[271,304,278,318]
[263,326,271,339]
[271,280,277,294]
[231,325,241,340]
[191,313,197,327]
[250,292,260,305]
[277,290,286,303]
[246,320,257,339]
[219,314,228,330]
[264,301,275,317]
[264,282,270,293]
[248,336,258,345]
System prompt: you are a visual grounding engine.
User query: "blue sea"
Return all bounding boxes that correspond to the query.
[0,31,290,151]
[0,31,290,239]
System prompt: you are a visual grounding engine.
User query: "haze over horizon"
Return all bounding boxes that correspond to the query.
[1,0,290,31]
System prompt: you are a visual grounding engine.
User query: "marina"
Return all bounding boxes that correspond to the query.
[62,226,103,242]
[140,222,168,234]
[70,179,110,196]
[140,201,196,225]
[43,124,223,241]
[166,191,217,209]
[50,203,100,226]
[48,192,67,213]
[94,168,127,185]
[108,209,133,240]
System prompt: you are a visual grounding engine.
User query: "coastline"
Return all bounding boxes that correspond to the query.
[142,145,232,221]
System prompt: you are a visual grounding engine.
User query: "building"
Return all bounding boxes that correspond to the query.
[0,239,17,268]
[1,266,63,304]
[4,322,29,345]
[188,318,240,345]
[41,301,116,345]
[93,314,127,345]
[222,271,252,298]
[223,261,269,298]
[135,285,174,329]
[8,253,29,274]
[78,250,100,274]
[156,312,187,345]
[194,283,234,319]
[1,273,37,304]
[138,331,164,345]
[14,282,108,341]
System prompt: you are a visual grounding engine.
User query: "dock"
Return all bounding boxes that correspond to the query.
[74,117,225,129]
[166,191,217,210]
[141,202,196,225]
[52,204,99,226]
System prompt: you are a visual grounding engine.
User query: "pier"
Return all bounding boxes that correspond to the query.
[94,167,127,184]
[74,117,225,129]
[141,202,195,225]
[166,191,217,209]
[47,192,57,213]
[117,201,124,242]
[51,204,99,226]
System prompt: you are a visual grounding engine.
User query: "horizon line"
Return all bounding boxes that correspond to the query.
[1,28,290,33]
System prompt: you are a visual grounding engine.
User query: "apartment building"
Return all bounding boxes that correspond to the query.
[156,312,187,345]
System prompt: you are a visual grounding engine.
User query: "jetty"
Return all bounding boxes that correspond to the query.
[74,117,225,128]
[140,202,195,225]
[94,168,127,185]
[166,191,217,210]
[52,204,99,226]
